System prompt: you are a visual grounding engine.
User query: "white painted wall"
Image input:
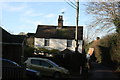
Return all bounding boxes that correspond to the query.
[50,39,67,51]
[34,38,44,48]
[34,38,82,53]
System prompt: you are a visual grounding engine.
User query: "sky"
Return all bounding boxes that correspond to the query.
[0,0,93,34]
[1,0,118,42]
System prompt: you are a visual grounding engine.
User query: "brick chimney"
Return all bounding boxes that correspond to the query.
[58,15,63,29]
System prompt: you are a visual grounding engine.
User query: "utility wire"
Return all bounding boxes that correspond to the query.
[64,0,76,9]
[68,0,77,7]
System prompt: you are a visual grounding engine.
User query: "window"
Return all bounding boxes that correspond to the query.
[31,59,41,65]
[41,60,52,67]
[2,60,19,67]
[67,40,72,47]
[44,39,49,46]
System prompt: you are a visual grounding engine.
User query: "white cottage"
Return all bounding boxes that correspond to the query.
[34,15,83,53]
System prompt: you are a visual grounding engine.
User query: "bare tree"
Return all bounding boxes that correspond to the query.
[85,2,120,34]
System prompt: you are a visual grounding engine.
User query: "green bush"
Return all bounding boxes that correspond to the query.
[113,18,120,33]
[100,33,120,70]
[85,33,120,70]
[24,45,34,59]
[35,47,60,54]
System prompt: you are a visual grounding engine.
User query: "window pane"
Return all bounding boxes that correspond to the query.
[41,61,52,67]
[67,40,72,47]
[31,59,40,65]
[2,60,18,67]
[44,39,49,46]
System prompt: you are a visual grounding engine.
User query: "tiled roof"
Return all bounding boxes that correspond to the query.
[35,25,83,40]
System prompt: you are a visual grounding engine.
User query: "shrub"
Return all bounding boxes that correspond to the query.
[85,32,120,70]
[24,45,34,59]
[100,33,120,70]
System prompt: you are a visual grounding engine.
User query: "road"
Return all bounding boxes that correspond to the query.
[86,62,120,80]
[30,62,120,80]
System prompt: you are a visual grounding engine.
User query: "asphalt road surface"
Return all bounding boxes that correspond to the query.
[29,62,120,80]
[86,62,120,80]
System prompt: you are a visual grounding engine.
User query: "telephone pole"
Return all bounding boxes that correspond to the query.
[75,0,79,52]
[64,0,79,52]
